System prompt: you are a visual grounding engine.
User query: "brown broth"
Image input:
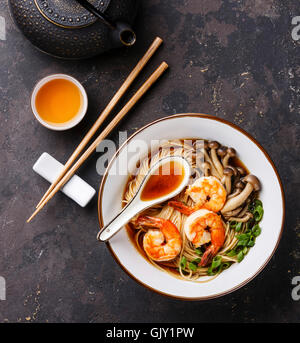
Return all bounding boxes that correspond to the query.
[140,161,185,201]
[231,156,250,174]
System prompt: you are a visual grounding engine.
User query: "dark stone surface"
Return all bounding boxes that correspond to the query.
[0,0,299,323]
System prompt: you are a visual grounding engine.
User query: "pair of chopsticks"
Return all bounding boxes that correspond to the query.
[27,37,167,222]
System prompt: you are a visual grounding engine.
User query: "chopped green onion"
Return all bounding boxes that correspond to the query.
[180,256,187,269]
[237,233,250,240]
[211,255,222,269]
[194,248,203,256]
[254,199,263,207]
[254,205,264,222]
[207,267,215,276]
[249,199,264,222]
[207,256,223,275]
[249,199,262,211]
[236,233,250,247]
[235,222,243,232]
[252,224,261,237]
[188,262,197,271]
[237,251,244,263]
[247,239,255,247]
[192,258,201,264]
[226,250,237,257]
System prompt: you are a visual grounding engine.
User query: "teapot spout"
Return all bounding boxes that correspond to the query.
[112,22,136,47]
[73,0,136,47]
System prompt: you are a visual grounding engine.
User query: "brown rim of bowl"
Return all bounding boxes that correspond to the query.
[97,113,285,301]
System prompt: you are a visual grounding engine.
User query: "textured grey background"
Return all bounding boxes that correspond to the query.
[0,0,299,323]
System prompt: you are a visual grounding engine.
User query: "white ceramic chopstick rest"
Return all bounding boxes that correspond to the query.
[33,152,96,207]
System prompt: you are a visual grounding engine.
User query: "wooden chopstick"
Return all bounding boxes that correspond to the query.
[36,37,163,208]
[27,62,168,222]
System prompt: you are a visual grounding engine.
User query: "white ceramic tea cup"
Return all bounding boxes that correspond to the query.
[31,74,88,131]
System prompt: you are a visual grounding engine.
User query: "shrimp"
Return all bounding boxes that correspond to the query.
[169,176,227,215]
[135,216,182,262]
[184,209,225,266]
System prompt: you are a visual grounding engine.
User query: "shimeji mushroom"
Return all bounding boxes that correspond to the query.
[223,147,236,167]
[228,212,253,223]
[221,174,260,214]
[235,180,245,189]
[203,145,219,178]
[217,146,227,160]
[231,166,245,189]
[202,161,211,176]
[227,180,245,199]
[223,167,234,194]
[228,165,238,176]
[237,166,246,176]
[208,141,223,177]
[223,206,243,218]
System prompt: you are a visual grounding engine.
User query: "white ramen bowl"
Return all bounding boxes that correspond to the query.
[98,113,285,300]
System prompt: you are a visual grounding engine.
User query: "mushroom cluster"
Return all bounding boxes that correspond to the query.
[198,140,261,222]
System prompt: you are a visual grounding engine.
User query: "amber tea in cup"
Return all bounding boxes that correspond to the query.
[31,74,88,131]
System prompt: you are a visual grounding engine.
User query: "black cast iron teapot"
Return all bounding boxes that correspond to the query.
[9,0,139,59]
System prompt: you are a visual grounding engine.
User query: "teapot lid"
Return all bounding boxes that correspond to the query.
[35,0,110,28]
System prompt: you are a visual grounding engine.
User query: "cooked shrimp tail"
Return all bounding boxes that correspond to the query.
[136,216,163,227]
[168,201,195,215]
[200,245,217,267]
[199,219,225,266]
